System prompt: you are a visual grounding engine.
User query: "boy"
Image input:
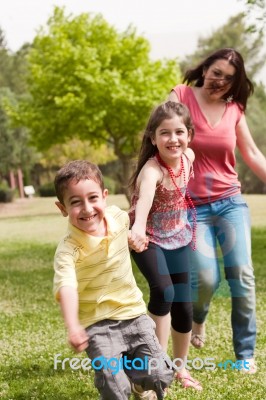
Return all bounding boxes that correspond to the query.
[53,160,173,400]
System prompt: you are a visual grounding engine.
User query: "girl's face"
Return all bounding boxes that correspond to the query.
[203,59,236,100]
[152,115,191,165]
[56,179,108,236]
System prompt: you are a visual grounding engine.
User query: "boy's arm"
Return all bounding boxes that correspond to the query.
[59,286,89,353]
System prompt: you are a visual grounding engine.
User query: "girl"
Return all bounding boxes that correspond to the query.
[128,101,202,390]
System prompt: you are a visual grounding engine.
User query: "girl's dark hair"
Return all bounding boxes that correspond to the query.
[183,48,254,111]
[129,101,194,192]
[54,160,104,204]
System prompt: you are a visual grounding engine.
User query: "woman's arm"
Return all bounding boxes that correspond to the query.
[168,90,179,102]
[236,114,266,183]
[184,148,195,163]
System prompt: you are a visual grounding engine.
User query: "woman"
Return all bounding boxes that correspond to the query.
[168,48,266,373]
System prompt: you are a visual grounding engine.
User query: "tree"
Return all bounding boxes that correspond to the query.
[0,88,37,185]
[40,139,116,168]
[11,7,181,196]
[0,27,35,194]
[0,27,29,94]
[238,0,266,33]
[0,28,13,89]
[9,44,30,95]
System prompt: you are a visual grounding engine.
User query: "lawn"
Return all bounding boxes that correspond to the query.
[0,196,265,399]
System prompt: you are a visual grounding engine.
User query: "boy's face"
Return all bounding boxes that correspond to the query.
[56,179,108,236]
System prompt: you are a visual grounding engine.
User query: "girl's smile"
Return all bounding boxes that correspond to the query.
[152,115,191,166]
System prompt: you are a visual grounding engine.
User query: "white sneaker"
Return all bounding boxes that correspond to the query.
[240,358,257,374]
[131,383,158,399]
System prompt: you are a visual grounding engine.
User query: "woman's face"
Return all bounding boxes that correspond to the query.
[202,59,236,100]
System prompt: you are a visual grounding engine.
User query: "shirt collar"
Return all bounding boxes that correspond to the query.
[67,208,121,248]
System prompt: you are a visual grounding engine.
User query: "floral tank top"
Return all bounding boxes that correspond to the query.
[128,154,193,250]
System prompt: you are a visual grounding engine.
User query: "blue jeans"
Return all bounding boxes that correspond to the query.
[187,194,256,360]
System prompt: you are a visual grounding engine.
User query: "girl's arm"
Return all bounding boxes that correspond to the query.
[130,161,161,252]
[236,114,266,183]
[59,286,89,352]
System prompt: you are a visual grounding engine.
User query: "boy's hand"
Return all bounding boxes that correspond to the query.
[128,229,149,253]
[68,326,89,353]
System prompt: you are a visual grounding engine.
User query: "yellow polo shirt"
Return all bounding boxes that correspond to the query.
[53,205,146,328]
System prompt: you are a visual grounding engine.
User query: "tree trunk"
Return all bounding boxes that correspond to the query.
[17,168,25,198]
[119,157,135,202]
[9,170,16,189]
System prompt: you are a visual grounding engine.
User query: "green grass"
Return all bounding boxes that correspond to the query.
[0,197,266,399]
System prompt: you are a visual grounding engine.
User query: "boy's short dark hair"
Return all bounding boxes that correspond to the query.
[54,160,104,204]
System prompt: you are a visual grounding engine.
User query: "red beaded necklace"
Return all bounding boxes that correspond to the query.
[156,152,197,251]
[166,155,184,178]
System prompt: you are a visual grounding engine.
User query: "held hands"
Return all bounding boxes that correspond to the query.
[68,325,89,353]
[128,225,149,253]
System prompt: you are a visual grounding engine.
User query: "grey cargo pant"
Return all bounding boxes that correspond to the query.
[85,314,174,399]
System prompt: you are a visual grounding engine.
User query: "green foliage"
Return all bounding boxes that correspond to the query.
[103,176,118,195]
[3,7,266,195]
[0,29,13,89]
[0,27,7,49]
[236,82,266,193]
[11,7,180,193]
[0,30,36,184]
[0,27,29,95]
[39,182,56,197]
[39,139,117,169]
[0,182,15,202]
[9,44,31,94]
[0,88,37,179]
[238,0,266,33]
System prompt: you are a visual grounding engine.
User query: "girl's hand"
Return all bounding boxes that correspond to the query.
[128,227,149,253]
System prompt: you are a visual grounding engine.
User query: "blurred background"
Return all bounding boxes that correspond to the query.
[0,0,265,203]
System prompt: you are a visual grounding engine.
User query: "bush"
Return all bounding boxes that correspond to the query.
[0,186,15,203]
[103,176,118,194]
[0,188,15,203]
[39,182,56,197]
